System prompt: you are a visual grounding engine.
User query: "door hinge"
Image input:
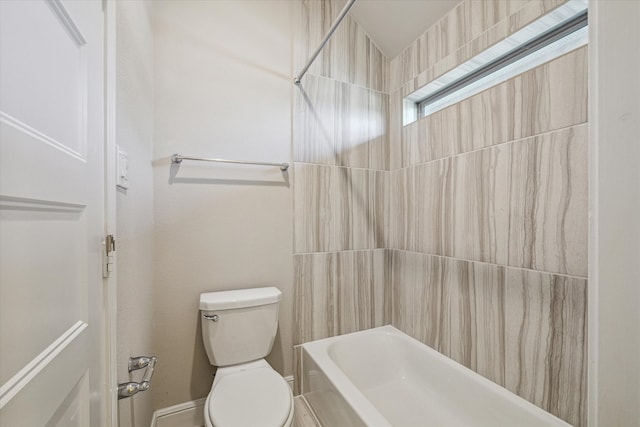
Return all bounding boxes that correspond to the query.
[103,234,116,278]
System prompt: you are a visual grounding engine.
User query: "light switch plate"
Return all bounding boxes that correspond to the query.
[116,145,129,189]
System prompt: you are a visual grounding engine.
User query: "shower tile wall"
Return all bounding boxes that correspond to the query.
[389,0,570,98]
[292,0,391,369]
[293,0,587,426]
[294,0,387,94]
[293,249,389,345]
[390,252,587,419]
[388,1,587,425]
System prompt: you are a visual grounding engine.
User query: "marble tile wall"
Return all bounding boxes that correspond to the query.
[294,74,390,170]
[292,0,391,252]
[504,268,587,426]
[390,122,588,277]
[389,251,587,426]
[293,0,587,426]
[389,0,569,94]
[391,46,588,170]
[506,125,588,277]
[387,1,588,425]
[294,0,388,93]
[293,249,389,345]
[293,163,388,253]
[292,0,391,374]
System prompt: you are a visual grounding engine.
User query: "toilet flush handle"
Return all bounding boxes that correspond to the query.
[203,314,219,322]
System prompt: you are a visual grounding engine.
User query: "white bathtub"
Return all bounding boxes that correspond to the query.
[300,326,571,427]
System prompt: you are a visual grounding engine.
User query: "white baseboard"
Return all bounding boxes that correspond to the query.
[284,374,294,391]
[150,398,205,427]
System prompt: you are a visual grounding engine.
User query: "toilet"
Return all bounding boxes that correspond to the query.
[200,287,293,427]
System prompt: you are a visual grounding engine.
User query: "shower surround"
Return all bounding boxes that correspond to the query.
[293,0,587,426]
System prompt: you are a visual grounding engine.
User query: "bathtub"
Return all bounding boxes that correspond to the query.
[300,326,571,427]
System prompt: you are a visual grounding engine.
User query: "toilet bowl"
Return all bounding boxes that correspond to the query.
[204,360,293,427]
[200,287,294,427]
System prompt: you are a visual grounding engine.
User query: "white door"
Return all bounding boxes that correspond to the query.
[0,0,106,426]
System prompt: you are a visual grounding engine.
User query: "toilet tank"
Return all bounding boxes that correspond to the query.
[200,287,282,367]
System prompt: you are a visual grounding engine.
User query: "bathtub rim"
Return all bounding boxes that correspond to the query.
[302,329,394,426]
[301,325,572,427]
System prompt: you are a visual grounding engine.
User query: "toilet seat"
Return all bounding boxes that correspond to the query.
[208,367,292,427]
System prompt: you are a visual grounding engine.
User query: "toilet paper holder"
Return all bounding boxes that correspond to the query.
[118,355,158,399]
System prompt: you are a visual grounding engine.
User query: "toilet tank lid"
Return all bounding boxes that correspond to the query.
[200,287,282,310]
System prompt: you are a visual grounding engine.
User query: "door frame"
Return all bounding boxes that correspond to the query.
[104,1,118,425]
[587,1,640,426]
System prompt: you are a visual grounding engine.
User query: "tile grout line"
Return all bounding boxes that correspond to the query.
[389,122,589,172]
[292,161,390,173]
[292,124,588,174]
[388,248,589,281]
[294,247,588,280]
[294,248,387,256]
[299,72,391,96]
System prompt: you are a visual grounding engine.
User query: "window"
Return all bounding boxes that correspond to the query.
[403,0,588,125]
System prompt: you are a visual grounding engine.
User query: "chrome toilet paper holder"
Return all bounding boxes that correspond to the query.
[118,355,157,399]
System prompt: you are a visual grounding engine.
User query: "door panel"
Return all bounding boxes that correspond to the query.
[0,201,85,384]
[47,373,91,427]
[0,0,105,425]
[0,0,87,157]
[0,323,88,426]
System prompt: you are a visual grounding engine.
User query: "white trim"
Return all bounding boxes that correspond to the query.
[587,2,599,426]
[0,195,85,212]
[150,398,206,427]
[0,112,85,162]
[104,1,118,425]
[588,1,640,425]
[0,321,88,408]
[46,0,86,46]
[285,374,294,391]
